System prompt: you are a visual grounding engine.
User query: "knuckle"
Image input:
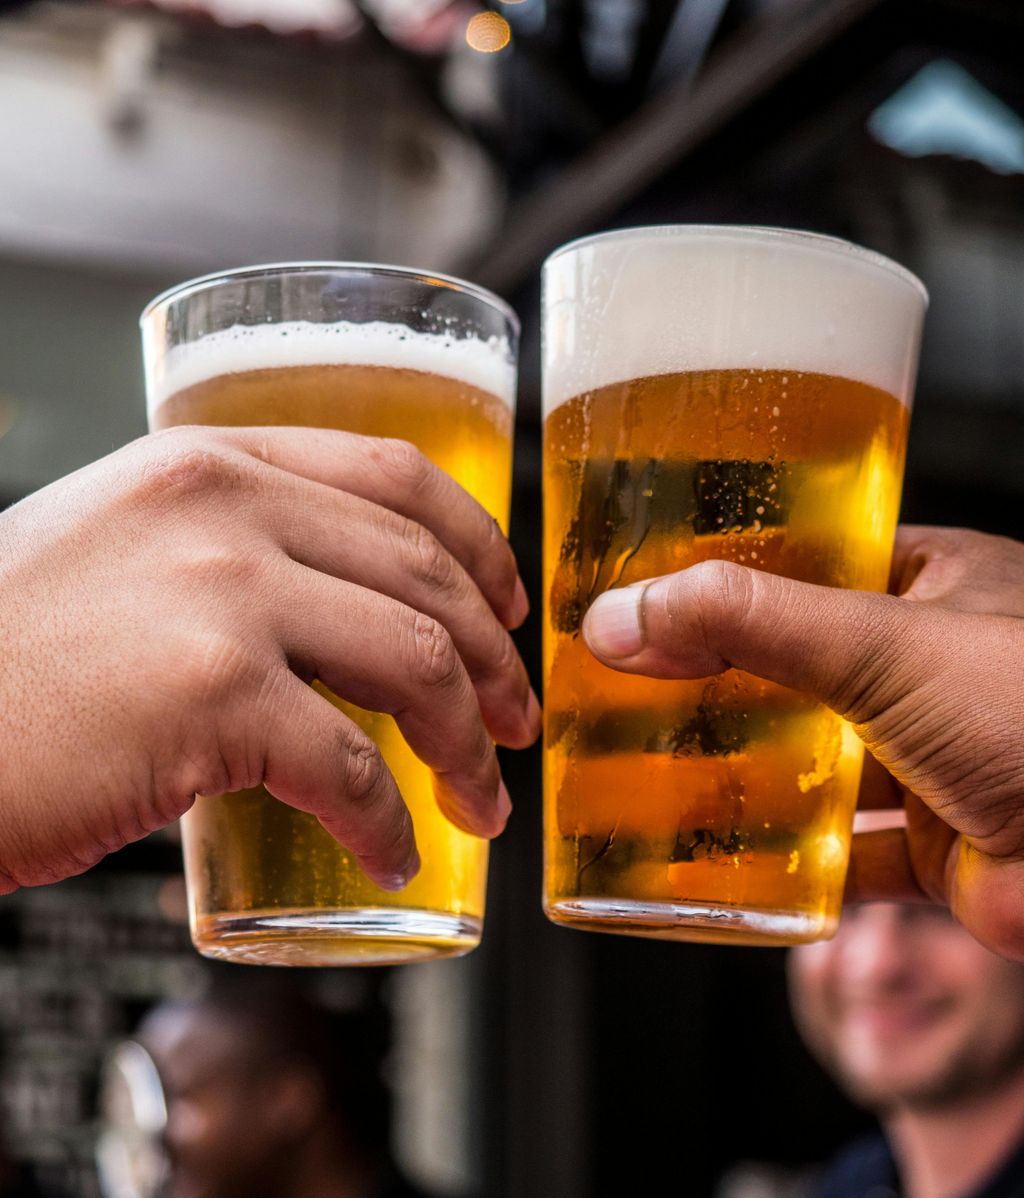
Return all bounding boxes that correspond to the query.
[687,559,756,640]
[373,437,433,495]
[180,542,264,591]
[406,522,458,594]
[711,557,757,613]
[649,559,760,675]
[139,433,246,504]
[175,629,259,705]
[340,734,390,807]
[409,613,461,692]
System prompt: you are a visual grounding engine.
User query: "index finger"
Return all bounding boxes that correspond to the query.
[845,826,929,905]
[890,525,1024,616]
[206,426,528,629]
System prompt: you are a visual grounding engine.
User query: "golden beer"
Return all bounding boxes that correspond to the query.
[143,267,517,965]
[542,228,926,945]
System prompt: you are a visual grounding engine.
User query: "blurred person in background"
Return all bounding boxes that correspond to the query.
[584,524,1024,1192]
[789,817,1024,1198]
[718,813,1024,1198]
[139,983,433,1198]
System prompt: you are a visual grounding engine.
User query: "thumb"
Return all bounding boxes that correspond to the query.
[582,559,1024,874]
[581,559,944,725]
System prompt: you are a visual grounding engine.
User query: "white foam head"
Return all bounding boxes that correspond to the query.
[147,320,517,414]
[542,227,927,416]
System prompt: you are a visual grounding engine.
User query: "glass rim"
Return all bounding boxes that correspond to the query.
[140,260,520,334]
[544,225,928,305]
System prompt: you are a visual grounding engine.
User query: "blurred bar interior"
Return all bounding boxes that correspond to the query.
[0,0,1021,1194]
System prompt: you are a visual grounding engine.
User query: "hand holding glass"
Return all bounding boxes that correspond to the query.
[142,264,519,966]
[542,227,926,945]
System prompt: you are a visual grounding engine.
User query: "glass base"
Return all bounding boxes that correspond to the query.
[190,907,482,966]
[545,896,835,947]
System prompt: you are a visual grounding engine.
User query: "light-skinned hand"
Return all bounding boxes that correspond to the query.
[0,427,540,893]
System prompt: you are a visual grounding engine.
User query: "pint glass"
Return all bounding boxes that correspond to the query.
[542,227,926,946]
[141,264,518,965]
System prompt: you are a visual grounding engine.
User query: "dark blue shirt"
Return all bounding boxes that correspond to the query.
[815,1132,1024,1198]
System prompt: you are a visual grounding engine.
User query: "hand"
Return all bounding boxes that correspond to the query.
[0,427,540,892]
[582,527,1024,960]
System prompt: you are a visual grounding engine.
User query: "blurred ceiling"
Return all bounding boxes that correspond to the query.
[109,0,362,39]
[106,0,473,47]
[454,0,1024,292]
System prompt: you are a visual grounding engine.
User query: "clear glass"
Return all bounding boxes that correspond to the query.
[541,226,926,946]
[142,263,518,965]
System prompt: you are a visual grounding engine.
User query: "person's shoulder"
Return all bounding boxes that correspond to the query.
[811,1132,899,1198]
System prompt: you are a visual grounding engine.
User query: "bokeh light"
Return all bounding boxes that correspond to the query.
[466,11,511,52]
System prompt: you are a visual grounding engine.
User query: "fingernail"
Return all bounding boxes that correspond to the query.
[406,845,421,880]
[524,689,542,734]
[583,587,645,659]
[380,847,420,891]
[496,780,512,825]
[510,576,530,625]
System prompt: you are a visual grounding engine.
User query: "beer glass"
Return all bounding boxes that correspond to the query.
[141,264,518,966]
[542,226,926,946]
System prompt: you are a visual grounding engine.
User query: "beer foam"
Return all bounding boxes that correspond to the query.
[149,320,517,412]
[542,227,927,415]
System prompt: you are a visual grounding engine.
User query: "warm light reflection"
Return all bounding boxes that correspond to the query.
[466,11,511,52]
[420,274,459,291]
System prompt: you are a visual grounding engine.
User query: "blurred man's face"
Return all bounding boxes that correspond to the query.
[789,903,1024,1111]
[141,1006,297,1198]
